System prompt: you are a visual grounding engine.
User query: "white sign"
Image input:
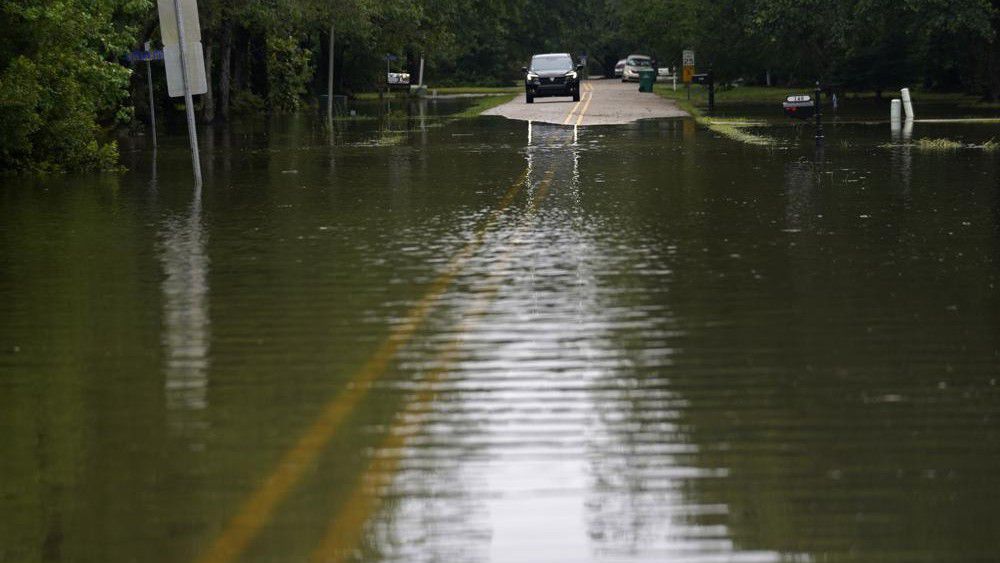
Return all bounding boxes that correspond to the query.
[387,72,410,85]
[786,95,811,103]
[682,50,695,66]
[165,42,208,97]
[157,0,201,45]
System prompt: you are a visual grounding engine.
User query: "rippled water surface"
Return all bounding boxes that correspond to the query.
[2,103,999,563]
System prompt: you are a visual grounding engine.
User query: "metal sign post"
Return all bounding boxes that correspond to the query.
[158,0,205,185]
[144,42,157,148]
[814,81,824,144]
[173,0,200,185]
[682,50,695,101]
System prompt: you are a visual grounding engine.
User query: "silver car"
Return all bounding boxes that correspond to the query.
[621,54,653,82]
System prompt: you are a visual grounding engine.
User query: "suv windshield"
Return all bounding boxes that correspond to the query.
[627,57,652,67]
[531,55,573,72]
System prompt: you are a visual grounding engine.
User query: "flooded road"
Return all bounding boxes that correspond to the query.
[484,80,688,125]
[2,102,999,562]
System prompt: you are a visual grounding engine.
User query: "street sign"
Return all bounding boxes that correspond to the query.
[682,49,695,84]
[164,42,208,97]
[127,50,164,63]
[385,54,399,62]
[157,0,204,184]
[157,0,201,45]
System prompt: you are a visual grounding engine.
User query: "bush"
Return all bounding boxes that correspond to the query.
[0,0,144,173]
[266,35,314,112]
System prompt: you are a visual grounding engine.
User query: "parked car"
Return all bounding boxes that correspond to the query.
[621,54,654,82]
[613,59,626,78]
[523,53,583,103]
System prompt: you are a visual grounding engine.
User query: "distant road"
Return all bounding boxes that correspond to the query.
[483,79,688,126]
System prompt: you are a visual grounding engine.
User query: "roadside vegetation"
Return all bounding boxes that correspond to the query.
[880,137,999,151]
[656,86,777,146]
[662,84,1000,110]
[453,94,519,118]
[2,0,999,172]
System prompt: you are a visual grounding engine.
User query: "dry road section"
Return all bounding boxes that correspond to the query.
[483,79,688,126]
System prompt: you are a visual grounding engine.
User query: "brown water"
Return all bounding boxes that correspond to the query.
[2,106,999,563]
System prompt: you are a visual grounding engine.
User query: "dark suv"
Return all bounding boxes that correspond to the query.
[523,53,583,103]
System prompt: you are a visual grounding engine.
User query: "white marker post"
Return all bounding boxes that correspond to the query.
[891,99,902,122]
[901,88,915,121]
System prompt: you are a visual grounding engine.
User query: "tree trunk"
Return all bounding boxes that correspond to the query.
[327,22,334,120]
[220,23,232,121]
[201,43,215,123]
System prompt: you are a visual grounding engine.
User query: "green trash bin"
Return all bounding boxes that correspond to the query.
[638,69,655,92]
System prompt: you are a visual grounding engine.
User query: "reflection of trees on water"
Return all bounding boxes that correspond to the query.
[160,196,210,444]
[653,137,1000,560]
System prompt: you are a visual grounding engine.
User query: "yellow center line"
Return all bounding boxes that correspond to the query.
[562,96,584,126]
[308,167,561,563]
[193,167,533,563]
[575,90,595,127]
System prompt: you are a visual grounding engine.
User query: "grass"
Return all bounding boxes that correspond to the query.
[915,138,965,150]
[453,93,518,117]
[427,86,520,95]
[656,87,777,146]
[353,85,519,100]
[881,137,999,151]
[657,84,999,108]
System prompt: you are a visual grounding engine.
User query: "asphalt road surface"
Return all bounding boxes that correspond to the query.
[483,78,688,126]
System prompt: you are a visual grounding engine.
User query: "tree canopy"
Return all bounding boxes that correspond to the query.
[1,0,998,171]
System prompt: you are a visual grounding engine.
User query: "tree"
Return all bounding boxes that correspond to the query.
[0,0,149,171]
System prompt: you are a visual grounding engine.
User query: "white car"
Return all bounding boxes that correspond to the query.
[613,59,625,78]
[621,54,654,82]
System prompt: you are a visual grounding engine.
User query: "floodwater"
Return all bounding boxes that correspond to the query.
[2,97,999,563]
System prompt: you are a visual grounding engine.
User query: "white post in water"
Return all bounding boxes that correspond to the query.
[890,99,902,126]
[900,88,914,120]
[172,0,202,185]
[418,56,425,87]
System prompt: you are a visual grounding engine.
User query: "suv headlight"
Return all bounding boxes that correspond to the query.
[527,73,539,83]
[565,71,578,80]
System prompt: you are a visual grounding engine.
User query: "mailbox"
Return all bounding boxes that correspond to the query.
[783,94,815,119]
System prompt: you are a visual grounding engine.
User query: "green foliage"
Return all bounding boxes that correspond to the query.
[230,89,267,116]
[267,35,314,112]
[0,0,147,172]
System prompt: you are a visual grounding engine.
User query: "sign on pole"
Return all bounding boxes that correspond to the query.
[157,0,203,184]
[127,49,165,62]
[164,42,208,97]
[157,0,201,44]
[682,49,695,84]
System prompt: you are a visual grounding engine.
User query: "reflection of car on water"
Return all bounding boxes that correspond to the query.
[613,59,626,78]
[621,54,654,82]
[523,53,582,104]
